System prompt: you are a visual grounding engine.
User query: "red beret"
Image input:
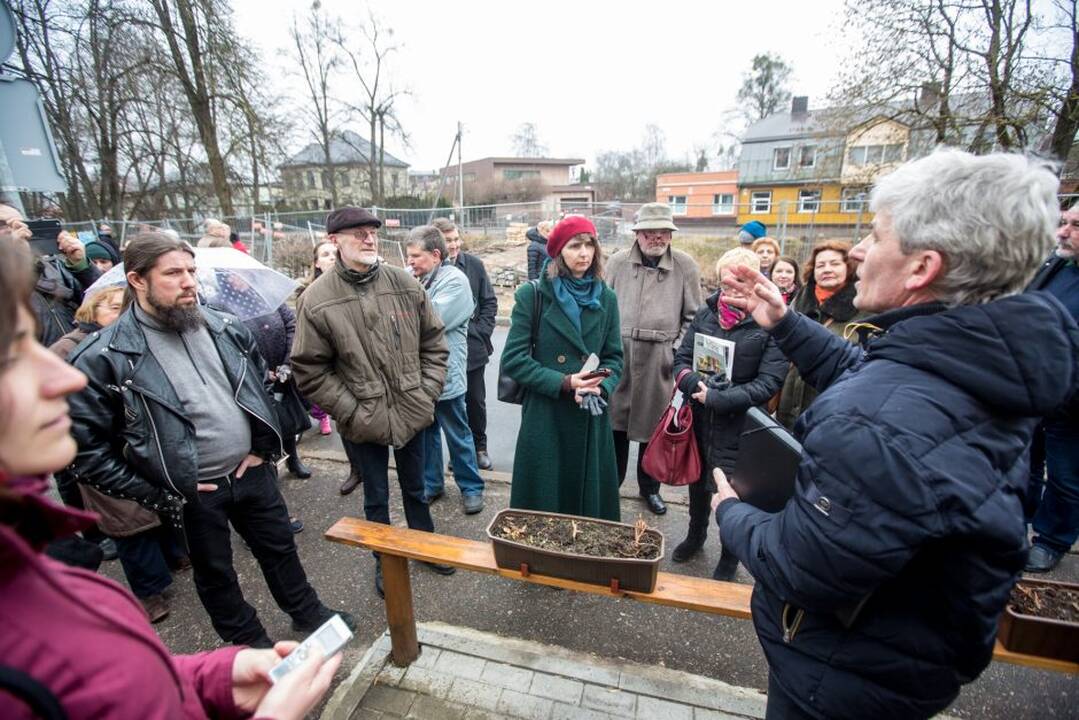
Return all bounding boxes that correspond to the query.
[547,216,597,258]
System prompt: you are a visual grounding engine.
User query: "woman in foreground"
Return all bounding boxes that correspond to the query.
[0,233,340,719]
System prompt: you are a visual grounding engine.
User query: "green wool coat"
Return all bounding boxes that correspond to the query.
[501,276,624,521]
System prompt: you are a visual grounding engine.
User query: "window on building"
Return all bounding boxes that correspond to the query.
[503,169,541,181]
[750,191,772,214]
[773,147,792,170]
[798,145,817,168]
[798,189,821,213]
[321,170,332,189]
[306,170,315,189]
[848,143,905,166]
[668,195,688,215]
[841,187,869,213]
[309,199,319,210]
[712,193,735,215]
[339,171,350,187]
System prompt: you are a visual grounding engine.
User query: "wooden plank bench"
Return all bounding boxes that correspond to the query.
[325,518,1079,675]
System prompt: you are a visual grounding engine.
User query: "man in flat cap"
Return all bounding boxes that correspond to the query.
[291,207,455,597]
[607,202,701,515]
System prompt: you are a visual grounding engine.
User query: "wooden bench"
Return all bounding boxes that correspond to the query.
[325,518,1079,675]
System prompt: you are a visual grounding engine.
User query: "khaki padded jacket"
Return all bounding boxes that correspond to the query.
[291,262,449,448]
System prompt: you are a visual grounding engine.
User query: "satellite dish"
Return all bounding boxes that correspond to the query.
[0,0,15,66]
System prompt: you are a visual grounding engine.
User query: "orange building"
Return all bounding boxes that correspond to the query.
[655,170,738,221]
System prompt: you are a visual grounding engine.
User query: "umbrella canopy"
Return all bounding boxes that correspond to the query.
[86,247,299,321]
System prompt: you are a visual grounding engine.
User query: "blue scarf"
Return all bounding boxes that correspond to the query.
[545,257,603,333]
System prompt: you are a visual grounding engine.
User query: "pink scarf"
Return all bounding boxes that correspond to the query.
[718,300,745,330]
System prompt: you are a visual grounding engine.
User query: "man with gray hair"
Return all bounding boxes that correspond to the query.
[718,150,1079,719]
[606,202,701,516]
[406,225,485,514]
[292,207,454,597]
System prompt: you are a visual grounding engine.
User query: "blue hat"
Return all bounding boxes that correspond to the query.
[737,221,767,244]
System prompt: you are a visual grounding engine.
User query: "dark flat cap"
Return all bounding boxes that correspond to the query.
[326,206,382,234]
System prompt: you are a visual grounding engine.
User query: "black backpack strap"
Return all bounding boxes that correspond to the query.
[0,666,68,720]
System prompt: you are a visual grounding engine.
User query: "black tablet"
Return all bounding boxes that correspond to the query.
[733,407,802,512]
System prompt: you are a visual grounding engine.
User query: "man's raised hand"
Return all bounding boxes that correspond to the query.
[724,264,788,330]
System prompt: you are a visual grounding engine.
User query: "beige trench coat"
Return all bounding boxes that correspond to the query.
[606,243,701,440]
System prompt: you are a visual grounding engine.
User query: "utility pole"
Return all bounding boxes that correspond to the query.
[456,121,464,213]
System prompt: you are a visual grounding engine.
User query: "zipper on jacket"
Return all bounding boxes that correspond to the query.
[782,603,805,644]
[232,352,285,457]
[137,391,184,500]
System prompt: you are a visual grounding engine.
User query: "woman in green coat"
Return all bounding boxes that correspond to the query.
[501,216,624,521]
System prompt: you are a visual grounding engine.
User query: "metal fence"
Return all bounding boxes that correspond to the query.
[59,192,1076,281]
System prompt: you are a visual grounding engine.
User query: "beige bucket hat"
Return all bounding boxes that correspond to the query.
[631,202,678,232]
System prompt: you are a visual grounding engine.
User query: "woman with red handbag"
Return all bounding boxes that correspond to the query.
[670,248,787,580]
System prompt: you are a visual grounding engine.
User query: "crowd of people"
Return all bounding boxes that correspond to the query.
[0,146,1077,719]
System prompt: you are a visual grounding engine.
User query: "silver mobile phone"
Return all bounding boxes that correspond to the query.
[268,614,353,684]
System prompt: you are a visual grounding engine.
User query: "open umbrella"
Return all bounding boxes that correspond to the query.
[85,247,299,321]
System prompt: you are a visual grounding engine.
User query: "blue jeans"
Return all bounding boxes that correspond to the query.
[114,526,183,598]
[424,395,485,499]
[1031,419,1079,554]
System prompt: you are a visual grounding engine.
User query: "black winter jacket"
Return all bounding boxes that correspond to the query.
[241,303,296,370]
[717,296,1079,719]
[67,306,284,532]
[526,228,547,281]
[31,257,101,347]
[673,293,787,474]
[452,251,498,370]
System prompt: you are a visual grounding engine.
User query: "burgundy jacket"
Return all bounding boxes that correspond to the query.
[0,477,250,719]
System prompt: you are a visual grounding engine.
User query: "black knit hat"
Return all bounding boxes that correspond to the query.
[326,207,382,234]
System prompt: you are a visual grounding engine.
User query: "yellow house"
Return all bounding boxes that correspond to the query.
[735,98,912,231]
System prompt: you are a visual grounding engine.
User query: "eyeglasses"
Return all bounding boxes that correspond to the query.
[339,227,379,240]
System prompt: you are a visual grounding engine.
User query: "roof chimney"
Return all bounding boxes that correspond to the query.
[791,96,809,115]
[918,82,941,109]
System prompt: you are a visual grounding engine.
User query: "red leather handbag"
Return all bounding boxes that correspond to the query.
[641,370,701,486]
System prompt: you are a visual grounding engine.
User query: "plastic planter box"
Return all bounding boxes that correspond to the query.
[997,577,1079,663]
[486,509,664,593]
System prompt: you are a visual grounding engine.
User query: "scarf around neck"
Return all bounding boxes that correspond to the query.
[545,258,602,333]
[814,282,841,306]
[718,299,746,330]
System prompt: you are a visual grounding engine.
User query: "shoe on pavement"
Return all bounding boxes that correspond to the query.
[292,609,357,634]
[426,488,444,503]
[340,468,362,495]
[138,593,170,624]
[287,455,313,479]
[289,516,304,534]
[422,561,456,576]
[172,555,193,572]
[642,493,667,515]
[671,529,707,563]
[1025,544,1063,573]
[247,635,275,649]
[462,494,484,515]
[318,416,332,435]
[713,550,739,582]
[476,450,493,471]
[98,537,118,562]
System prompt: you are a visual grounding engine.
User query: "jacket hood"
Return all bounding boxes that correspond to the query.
[868,293,1079,416]
[526,227,546,245]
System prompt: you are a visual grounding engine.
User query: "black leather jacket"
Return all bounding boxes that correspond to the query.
[67,306,284,527]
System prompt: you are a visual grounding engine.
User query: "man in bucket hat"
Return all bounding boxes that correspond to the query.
[606,203,701,515]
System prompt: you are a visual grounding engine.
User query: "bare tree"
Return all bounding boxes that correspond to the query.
[1046,0,1079,162]
[831,0,1071,156]
[289,1,344,207]
[736,53,793,123]
[336,10,405,205]
[510,123,548,157]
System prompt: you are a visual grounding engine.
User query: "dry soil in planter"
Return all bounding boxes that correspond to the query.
[489,511,662,561]
[1008,582,1079,622]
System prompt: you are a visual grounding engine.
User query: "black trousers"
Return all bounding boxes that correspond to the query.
[765,673,817,719]
[182,463,326,645]
[465,366,488,452]
[612,430,660,496]
[342,432,434,536]
[115,525,182,598]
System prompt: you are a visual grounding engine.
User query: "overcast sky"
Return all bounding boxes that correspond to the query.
[232,0,856,172]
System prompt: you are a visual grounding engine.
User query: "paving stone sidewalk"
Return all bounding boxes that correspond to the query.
[322,622,770,720]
